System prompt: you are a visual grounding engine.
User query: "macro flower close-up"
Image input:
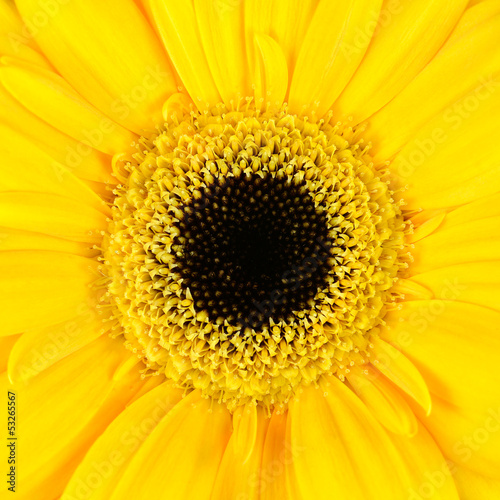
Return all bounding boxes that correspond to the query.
[1,0,500,498]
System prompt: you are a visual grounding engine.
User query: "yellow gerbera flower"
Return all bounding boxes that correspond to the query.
[1,0,500,498]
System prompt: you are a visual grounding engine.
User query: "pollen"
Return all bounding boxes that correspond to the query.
[102,99,411,410]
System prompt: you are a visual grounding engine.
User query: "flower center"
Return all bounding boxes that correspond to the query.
[102,99,410,410]
[173,171,333,330]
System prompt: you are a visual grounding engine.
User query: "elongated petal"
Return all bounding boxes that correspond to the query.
[369,6,500,159]
[15,0,178,133]
[0,1,49,67]
[110,391,232,500]
[0,335,20,372]
[421,396,500,479]
[253,33,288,108]
[288,0,383,117]
[453,466,500,499]
[62,381,183,500]
[409,262,500,312]
[370,338,432,414]
[411,216,500,274]
[194,0,249,106]
[388,420,460,500]
[384,301,500,410]
[1,59,136,155]
[0,251,97,335]
[0,83,115,184]
[347,365,418,436]
[0,227,96,257]
[3,336,142,500]
[290,379,417,499]
[260,410,291,500]
[8,305,106,383]
[0,192,107,244]
[390,78,500,210]
[211,407,269,500]
[150,0,220,108]
[333,0,467,122]
[269,0,318,78]
[0,125,111,212]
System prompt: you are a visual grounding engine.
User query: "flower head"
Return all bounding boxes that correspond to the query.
[1,1,500,499]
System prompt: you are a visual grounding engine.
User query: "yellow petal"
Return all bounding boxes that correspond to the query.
[288,0,383,117]
[211,407,269,500]
[409,208,447,228]
[0,251,97,336]
[347,365,418,436]
[162,92,196,123]
[439,191,500,228]
[384,301,500,410]
[391,277,434,300]
[0,123,111,213]
[8,305,106,383]
[260,409,291,500]
[290,384,364,499]
[15,0,178,133]
[446,0,500,42]
[0,1,49,68]
[0,334,20,372]
[243,1,290,106]
[113,354,142,381]
[290,379,413,499]
[0,83,115,184]
[409,262,500,312]
[411,216,500,274]
[150,0,220,108]
[388,420,460,500]
[0,192,107,244]
[0,227,97,257]
[194,0,249,106]
[370,338,432,414]
[333,0,468,122]
[126,373,166,406]
[285,412,305,500]
[244,0,273,70]
[4,336,141,500]
[110,391,232,500]
[369,7,500,160]
[453,465,500,498]
[390,78,500,210]
[421,395,500,479]
[0,58,136,155]
[232,402,259,464]
[408,213,446,243]
[62,381,183,500]
[253,33,288,109]
[269,0,318,80]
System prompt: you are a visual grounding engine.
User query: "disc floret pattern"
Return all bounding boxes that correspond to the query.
[103,101,410,410]
[172,170,334,331]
